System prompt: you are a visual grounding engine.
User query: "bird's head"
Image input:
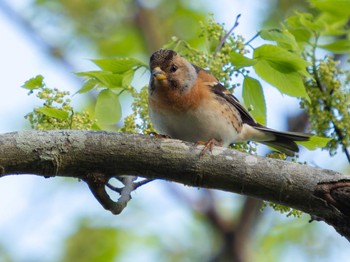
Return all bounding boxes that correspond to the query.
[149,49,197,94]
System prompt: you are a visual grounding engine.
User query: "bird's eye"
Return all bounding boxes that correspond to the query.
[170,64,178,73]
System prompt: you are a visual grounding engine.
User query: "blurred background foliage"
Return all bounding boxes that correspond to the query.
[0,0,349,261]
[28,0,209,59]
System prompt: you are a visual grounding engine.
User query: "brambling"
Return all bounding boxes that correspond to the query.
[148,49,311,156]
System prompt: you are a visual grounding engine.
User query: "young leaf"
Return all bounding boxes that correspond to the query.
[229,52,257,69]
[315,13,349,36]
[92,58,147,74]
[297,136,331,150]
[37,106,69,120]
[298,12,322,31]
[254,45,310,76]
[122,70,135,86]
[76,79,98,94]
[319,39,350,54]
[76,71,124,88]
[285,15,312,43]
[243,76,266,125]
[310,0,350,17]
[94,89,121,124]
[254,60,309,99]
[260,29,299,51]
[22,75,44,90]
[287,28,312,44]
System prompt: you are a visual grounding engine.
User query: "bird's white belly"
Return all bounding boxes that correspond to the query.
[149,103,239,147]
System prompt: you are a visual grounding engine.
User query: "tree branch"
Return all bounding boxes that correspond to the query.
[0,130,349,240]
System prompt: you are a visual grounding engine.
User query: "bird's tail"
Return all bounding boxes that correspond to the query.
[253,126,312,156]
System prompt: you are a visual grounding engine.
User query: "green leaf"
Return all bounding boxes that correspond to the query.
[229,52,257,69]
[243,76,266,125]
[76,79,98,94]
[260,29,299,51]
[253,45,310,98]
[288,28,312,44]
[310,0,350,17]
[76,71,124,88]
[254,45,310,76]
[37,106,69,120]
[122,69,135,86]
[94,89,121,124]
[319,39,350,54]
[92,58,147,73]
[285,15,313,43]
[22,75,44,90]
[298,12,321,31]
[254,60,309,99]
[315,13,349,36]
[297,136,331,150]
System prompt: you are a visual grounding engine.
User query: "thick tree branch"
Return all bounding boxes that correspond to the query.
[0,130,349,240]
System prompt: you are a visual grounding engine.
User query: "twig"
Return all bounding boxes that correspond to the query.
[92,176,154,214]
[117,176,138,208]
[134,178,155,189]
[213,14,241,57]
[244,32,260,48]
[106,182,122,193]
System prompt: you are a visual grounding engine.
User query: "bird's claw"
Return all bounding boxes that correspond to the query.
[196,138,222,157]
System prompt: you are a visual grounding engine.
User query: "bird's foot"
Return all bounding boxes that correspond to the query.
[196,138,223,157]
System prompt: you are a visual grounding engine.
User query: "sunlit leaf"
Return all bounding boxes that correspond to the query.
[76,79,98,94]
[297,136,331,150]
[254,60,309,99]
[37,107,69,120]
[288,28,312,44]
[122,70,135,86]
[285,15,313,43]
[298,12,321,31]
[253,45,309,99]
[254,45,310,76]
[310,0,350,17]
[22,75,44,90]
[229,52,257,69]
[76,71,123,88]
[319,39,350,54]
[92,58,147,73]
[260,29,299,51]
[315,13,349,36]
[243,76,266,125]
[94,89,121,124]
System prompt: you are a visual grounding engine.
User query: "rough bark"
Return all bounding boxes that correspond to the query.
[0,130,349,240]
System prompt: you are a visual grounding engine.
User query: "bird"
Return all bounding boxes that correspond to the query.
[148,49,311,156]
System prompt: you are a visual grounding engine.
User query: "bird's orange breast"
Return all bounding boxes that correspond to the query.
[148,77,213,113]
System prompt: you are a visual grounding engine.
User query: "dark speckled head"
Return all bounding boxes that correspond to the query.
[149,49,198,94]
[149,49,178,70]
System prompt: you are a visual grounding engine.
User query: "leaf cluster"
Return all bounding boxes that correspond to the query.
[76,58,147,128]
[22,75,95,130]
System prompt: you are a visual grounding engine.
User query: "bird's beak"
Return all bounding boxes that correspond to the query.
[152,67,167,80]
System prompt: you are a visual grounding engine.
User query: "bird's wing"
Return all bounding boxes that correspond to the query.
[208,81,259,126]
[195,67,259,126]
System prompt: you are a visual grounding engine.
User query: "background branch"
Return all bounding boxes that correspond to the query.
[0,1,77,75]
[0,130,349,240]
